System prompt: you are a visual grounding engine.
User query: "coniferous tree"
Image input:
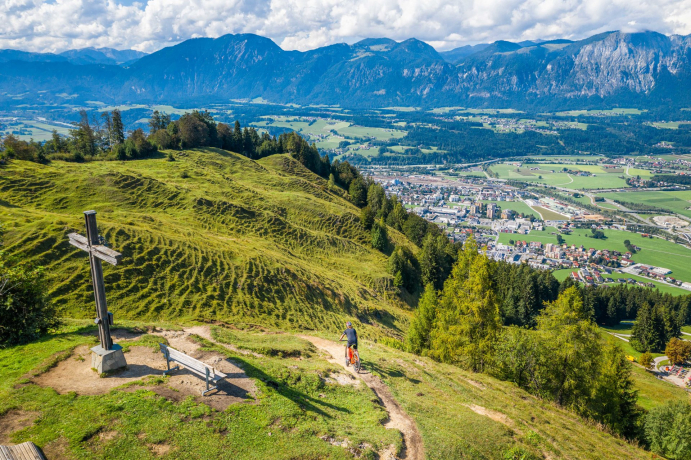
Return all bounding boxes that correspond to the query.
[631,303,667,352]
[407,284,438,354]
[645,401,691,459]
[232,121,243,152]
[589,342,641,439]
[429,248,501,372]
[371,218,388,252]
[360,206,374,230]
[111,109,125,146]
[349,177,368,207]
[70,110,96,160]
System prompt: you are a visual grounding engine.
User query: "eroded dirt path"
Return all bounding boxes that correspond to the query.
[301,336,424,460]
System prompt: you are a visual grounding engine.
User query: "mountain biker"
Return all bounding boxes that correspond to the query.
[339,321,358,364]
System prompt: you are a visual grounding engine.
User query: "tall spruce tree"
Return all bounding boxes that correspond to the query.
[111,109,125,146]
[407,284,438,354]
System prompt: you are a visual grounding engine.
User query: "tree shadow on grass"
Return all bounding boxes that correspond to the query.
[197,341,351,419]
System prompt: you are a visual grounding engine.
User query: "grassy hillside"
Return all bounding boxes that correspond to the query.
[0,322,663,459]
[0,150,413,337]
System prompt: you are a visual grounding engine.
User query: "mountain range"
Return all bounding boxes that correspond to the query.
[0,47,147,67]
[1,31,690,109]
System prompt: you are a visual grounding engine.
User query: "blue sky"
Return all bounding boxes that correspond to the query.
[1,0,690,53]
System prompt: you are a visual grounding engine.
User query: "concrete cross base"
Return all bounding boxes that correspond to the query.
[91,344,127,374]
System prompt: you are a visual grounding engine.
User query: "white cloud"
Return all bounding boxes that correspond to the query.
[0,0,690,53]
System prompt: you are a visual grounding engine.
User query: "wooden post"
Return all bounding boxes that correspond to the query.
[84,211,113,350]
[68,211,122,352]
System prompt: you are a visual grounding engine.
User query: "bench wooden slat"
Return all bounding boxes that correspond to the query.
[0,442,45,460]
[158,343,227,395]
[26,442,45,460]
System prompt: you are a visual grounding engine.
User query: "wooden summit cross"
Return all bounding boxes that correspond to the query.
[68,211,122,352]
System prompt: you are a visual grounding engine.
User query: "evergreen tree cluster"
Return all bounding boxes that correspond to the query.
[353,181,460,293]
[0,109,157,162]
[406,242,642,440]
[630,302,682,353]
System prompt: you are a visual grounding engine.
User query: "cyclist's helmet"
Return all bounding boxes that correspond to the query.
[346,321,352,327]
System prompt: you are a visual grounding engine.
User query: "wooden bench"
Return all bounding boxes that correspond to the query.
[0,442,46,460]
[158,343,226,396]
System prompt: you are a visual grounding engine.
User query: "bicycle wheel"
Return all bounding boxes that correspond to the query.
[353,354,362,373]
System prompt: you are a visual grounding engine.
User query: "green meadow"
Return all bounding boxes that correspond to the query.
[481,200,536,216]
[0,150,415,337]
[489,163,630,189]
[499,227,691,285]
[601,190,691,219]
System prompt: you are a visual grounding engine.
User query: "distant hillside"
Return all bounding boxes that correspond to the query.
[1,31,691,108]
[58,47,147,66]
[0,47,146,66]
[0,150,414,336]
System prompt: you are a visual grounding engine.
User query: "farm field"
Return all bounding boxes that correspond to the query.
[602,274,689,296]
[600,190,691,219]
[490,163,630,189]
[551,269,572,281]
[600,320,635,335]
[481,200,536,216]
[554,108,645,116]
[499,227,691,284]
[252,116,407,159]
[551,270,688,295]
[648,121,691,129]
[499,227,561,245]
[530,205,569,220]
[0,118,72,142]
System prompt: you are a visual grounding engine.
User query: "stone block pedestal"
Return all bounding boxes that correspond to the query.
[91,343,127,374]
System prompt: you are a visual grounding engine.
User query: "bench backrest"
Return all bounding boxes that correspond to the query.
[159,343,217,378]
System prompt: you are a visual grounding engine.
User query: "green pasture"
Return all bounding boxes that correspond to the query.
[252,117,406,146]
[603,275,689,296]
[554,108,645,116]
[600,191,691,219]
[381,107,418,112]
[489,163,629,189]
[648,121,691,129]
[530,205,570,220]
[499,227,691,285]
[0,118,72,142]
[481,200,536,216]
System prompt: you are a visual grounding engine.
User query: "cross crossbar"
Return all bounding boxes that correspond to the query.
[68,233,122,266]
[69,210,121,350]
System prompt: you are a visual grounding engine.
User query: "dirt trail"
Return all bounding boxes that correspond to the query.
[301,336,423,460]
[32,326,256,411]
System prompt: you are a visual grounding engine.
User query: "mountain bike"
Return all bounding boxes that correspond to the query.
[340,339,361,373]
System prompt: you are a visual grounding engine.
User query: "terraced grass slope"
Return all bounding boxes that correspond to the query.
[0,150,413,337]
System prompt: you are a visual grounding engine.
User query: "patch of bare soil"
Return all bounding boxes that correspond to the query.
[148,443,173,456]
[32,326,257,412]
[32,344,164,395]
[41,437,73,460]
[301,336,424,460]
[0,410,39,444]
[466,404,521,434]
